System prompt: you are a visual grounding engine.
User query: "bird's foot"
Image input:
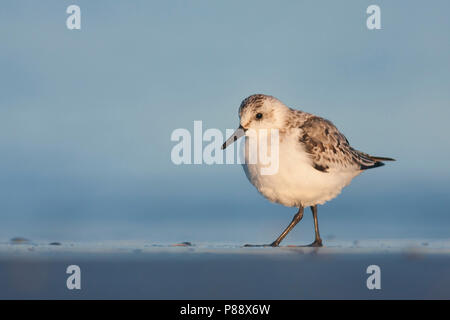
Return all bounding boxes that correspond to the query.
[244,240,323,248]
[243,242,279,248]
[306,239,323,247]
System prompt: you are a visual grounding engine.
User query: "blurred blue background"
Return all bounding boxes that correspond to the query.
[0,0,449,244]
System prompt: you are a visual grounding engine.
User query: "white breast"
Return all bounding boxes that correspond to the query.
[243,132,360,207]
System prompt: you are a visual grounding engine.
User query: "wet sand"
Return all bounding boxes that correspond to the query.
[0,240,449,299]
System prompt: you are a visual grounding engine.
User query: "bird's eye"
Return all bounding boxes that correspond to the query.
[256,113,263,119]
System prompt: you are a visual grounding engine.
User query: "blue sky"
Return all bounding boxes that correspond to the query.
[0,0,449,242]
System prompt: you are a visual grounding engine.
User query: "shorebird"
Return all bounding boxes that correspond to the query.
[222,94,394,247]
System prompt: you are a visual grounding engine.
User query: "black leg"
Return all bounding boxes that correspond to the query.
[307,205,323,247]
[244,206,304,247]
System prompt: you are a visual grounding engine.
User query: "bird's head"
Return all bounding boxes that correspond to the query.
[222,94,288,149]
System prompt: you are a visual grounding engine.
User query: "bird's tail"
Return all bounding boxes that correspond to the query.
[369,156,396,162]
[357,153,396,170]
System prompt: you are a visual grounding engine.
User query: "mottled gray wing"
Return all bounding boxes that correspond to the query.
[298,116,380,172]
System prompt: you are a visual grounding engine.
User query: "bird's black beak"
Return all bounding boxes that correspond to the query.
[221,125,246,150]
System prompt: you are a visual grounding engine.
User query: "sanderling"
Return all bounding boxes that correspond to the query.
[222,94,395,247]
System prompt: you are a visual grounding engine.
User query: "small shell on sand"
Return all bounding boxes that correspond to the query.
[171,242,193,247]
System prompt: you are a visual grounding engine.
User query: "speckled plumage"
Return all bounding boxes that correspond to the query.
[234,94,394,207]
[296,115,385,172]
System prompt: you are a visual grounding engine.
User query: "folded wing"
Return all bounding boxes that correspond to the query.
[298,116,394,173]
